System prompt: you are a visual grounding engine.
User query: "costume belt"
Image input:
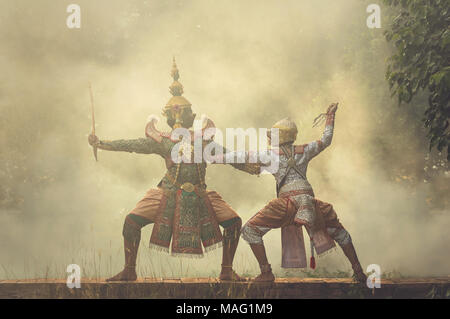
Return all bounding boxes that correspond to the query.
[165,172,205,195]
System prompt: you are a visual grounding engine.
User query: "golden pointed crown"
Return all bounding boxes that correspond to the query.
[164,57,192,113]
[271,117,298,144]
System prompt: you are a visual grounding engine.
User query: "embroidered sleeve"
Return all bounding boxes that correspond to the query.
[222,148,262,175]
[230,162,262,175]
[304,111,335,160]
[205,143,261,175]
[97,138,167,156]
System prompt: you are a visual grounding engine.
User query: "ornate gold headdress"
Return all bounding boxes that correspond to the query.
[164,57,192,114]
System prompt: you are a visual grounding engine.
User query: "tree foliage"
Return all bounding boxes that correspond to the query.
[383,0,450,159]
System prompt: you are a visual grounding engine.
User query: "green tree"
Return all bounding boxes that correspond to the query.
[383,0,449,159]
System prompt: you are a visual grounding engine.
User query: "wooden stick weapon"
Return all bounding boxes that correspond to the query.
[89,82,98,161]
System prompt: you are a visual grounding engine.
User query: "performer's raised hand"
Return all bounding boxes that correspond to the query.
[88,133,99,146]
[327,102,338,114]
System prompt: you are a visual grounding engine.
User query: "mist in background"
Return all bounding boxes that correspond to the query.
[0,0,448,279]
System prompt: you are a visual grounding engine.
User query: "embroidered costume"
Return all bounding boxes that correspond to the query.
[239,104,367,282]
[88,59,257,281]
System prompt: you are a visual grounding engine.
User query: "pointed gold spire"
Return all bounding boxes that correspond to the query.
[165,57,191,112]
[169,57,184,97]
[171,57,179,81]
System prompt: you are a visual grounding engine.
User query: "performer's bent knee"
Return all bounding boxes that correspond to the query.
[122,214,151,243]
[222,217,242,241]
[241,222,270,245]
[220,217,241,229]
[327,227,352,246]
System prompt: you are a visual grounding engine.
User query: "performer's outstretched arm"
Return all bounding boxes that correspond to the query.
[229,161,261,175]
[88,135,166,156]
[221,147,262,175]
[303,103,338,161]
[206,142,261,175]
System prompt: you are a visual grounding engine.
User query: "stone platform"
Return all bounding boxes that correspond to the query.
[0,277,449,299]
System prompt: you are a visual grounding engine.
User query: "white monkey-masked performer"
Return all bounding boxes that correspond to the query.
[234,103,367,282]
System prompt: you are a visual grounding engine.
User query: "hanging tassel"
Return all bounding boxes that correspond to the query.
[310,240,316,269]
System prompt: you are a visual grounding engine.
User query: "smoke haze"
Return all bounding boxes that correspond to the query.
[0,0,448,279]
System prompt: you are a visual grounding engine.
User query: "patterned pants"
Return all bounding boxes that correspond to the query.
[241,197,352,247]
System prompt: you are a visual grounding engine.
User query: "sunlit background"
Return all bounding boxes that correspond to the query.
[0,0,448,280]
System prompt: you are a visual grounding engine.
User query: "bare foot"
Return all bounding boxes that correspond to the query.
[106,268,137,282]
[219,269,246,281]
[253,271,275,282]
